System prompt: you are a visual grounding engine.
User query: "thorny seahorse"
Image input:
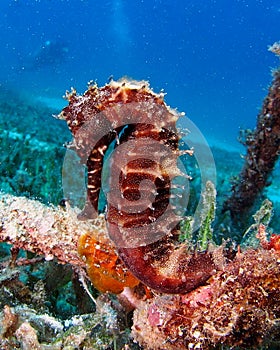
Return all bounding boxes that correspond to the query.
[59,78,220,294]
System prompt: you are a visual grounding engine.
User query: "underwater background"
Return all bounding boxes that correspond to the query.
[0,2,280,349]
[0,0,279,146]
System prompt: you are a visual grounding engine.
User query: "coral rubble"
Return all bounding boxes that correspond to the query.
[0,297,139,350]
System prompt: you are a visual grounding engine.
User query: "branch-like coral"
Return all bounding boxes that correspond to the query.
[223,64,280,223]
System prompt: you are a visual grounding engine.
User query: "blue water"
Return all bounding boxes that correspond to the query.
[0,0,279,147]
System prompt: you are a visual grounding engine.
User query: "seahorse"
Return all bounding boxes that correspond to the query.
[59,78,219,294]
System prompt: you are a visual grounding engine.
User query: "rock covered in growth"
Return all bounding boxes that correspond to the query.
[132,248,280,349]
[0,193,106,267]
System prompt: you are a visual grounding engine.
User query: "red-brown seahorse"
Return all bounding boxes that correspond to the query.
[59,78,219,294]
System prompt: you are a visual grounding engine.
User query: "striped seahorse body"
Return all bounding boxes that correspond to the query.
[60,78,218,294]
